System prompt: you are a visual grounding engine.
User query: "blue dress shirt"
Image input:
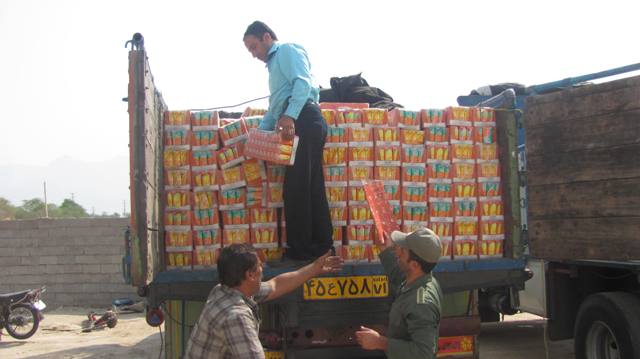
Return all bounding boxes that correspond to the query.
[258,42,320,131]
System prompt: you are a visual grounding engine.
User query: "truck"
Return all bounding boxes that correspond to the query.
[125,33,638,358]
[458,63,640,359]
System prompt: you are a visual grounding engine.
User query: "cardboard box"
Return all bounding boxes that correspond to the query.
[373,127,399,145]
[217,143,245,169]
[477,143,499,161]
[427,162,452,182]
[401,145,426,164]
[337,108,364,127]
[421,109,446,126]
[218,188,246,210]
[193,248,219,269]
[453,183,477,198]
[190,110,219,128]
[166,190,191,210]
[164,110,190,126]
[454,198,479,218]
[322,109,337,126]
[221,209,249,226]
[322,147,347,166]
[347,225,374,244]
[474,125,497,144]
[430,221,453,241]
[246,183,266,208]
[479,239,503,258]
[222,226,250,246]
[363,108,388,127]
[191,128,219,149]
[326,127,347,144]
[426,144,450,162]
[193,229,221,249]
[164,148,191,169]
[190,149,216,167]
[449,125,475,144]
[402,206,428,224]
[425,125,449,143]
[429,183,453,198]
[375,146,401,166]
[348,127,374,145]
[453,239,478,260]
[220,165,247,190]
[166,252,193,271]
[348,166,374,185]
[477,161,501,182]
[402,166,427,186]
[244,129,299,166]
[452,162,477,182]
[349,205,374,225]
[165,128,191,147]
[165,210,192,228]
[324,166,348,186]
[429,200,453,220]
[166,169,191,190]
[191,167,219,191]
[451,143,476,161]
[192,208,220,228]
[348,147,374,166]
[165,230,193,252]
[400,128,425,145]
[374,166,401,183]
[219,119,248,146]
[251,226,278,248]
[388,108,421,129]
[327,186,348,206]
[193,190,218,209]
[243,115,263,130]
[330,207,348,226]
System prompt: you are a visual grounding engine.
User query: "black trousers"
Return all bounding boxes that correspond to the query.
[283,103,333,260]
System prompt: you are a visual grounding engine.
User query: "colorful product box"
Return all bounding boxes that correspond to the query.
[166,169,191,190]
[445,106,472,125]
[453,182,477,198]
[451,143,476,161]
[426,144,450,162]
[165,128,191,147]
[402,166,427,186]
[192,208,220,228]
[428,162,452,183]
[471,107,496,124]
[218,188,246,210]
[348,166,374,185]
[220,165,246,190]
[339,245,370,264]
[193,190,217,210]
[267,186,284,208]
[216,143,245,169]
[479,181,502,198]
[166,252,192,271]
[425,125,449,143]
[453,239,478,260]
[401,222,429,234]
[348,185,367,205]
[191,168,219,191]
[429,183,453,198]
[242,107,267,117]
[193,228,221,249]
[165,230,193,252]
[190,110,219,128]
[452,162,477,182]
[474,125,497,144]
[337,109,364,127]
[347,225,374,244]
[332,226,344,246]
[449,125,475,144]
[477,161,501,182]
[402,186,427,206]
[375,146,401,166]
[250,208,277,225]
[401,145,426,165]
[320,103,370,111]
[190,149,216,167]
[402,206,428,224]
[165,210,192,228]
[166,190,190,210]
[348,127,374,145]
[330,207,348,226]
[421,109,446,126]
[480,219,505,240]
[477,143,499,161]
[383,184,401,203]
[266,164,286,185]
[348,147,374,166]
[243,116,263,130]
[429,200,453,221]
[191,129,219,149]
[243,159,266,185]
[322,147,347,166]
[221,209,249,226]
[454,220,479,240]
[326,127,348,145]
[454,198,478,218]
[373,127,400,145]
[388,108,421,129]
[244,129,299,166]
[251,227,278,248]
[440,239,453,261]
[327,186,348,206]
[258,248,285,263]
[480,199,504,219]
[349,205,374,225]
[164,149,190,169]
[369,244,383,263]
[193,248,219,268]
[165,110,190,126]
[219,119,248,146]
[479,239,504,259]
[375,166,401,184]
[400,129,425,145]
[222,227,251,246]
[363,108,388,127]
[246,184,266,208]
[324,166,348,186]
[431,221,453,241]
[322,109,337,126]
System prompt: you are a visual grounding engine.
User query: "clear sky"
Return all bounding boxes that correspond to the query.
[1,0,639,213]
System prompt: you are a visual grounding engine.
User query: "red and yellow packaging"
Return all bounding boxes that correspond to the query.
[221,209,249,226]
[250,208,277,224]
[440,239,453,260]
[166,169,191,189]
[425,125,449,143]
[400,128,425,145]
[218,188,246,210]
[477,161,500,181]
[324,166,348,185]
[164,149,190,169]
[322,147,347,166]
[251,227,278,248]
[193,190,217,209]
[246,184,265,208]
[402,206,428,224]
[348,166,374,185]
[165,210,191,227]
[191,129,218,148]
[375,146,401,166]
[479,239,503,258]
[431,221,453,241]
[479,181,502,198]
[453,239,478,260]
[471,107,496,123]
[428,162,452,182]
[192,168,218,190]
[339,245,370,263]
[480,199,504,218]
[164,110,190,126]
[452,162,476,182]
[165,230,193,252]
[449,125,475,144]
[244,129,299,166]
[348,147,374,165]
[349,205,374,225]
[421,109,446,126]
[429,200,453,220]
[426,144,450,162]
[388,108,421,129]
[193,229,221,248]
[347,225,374,244]
[348,127,374,144]
[192,208,219,227]
[382,184,401,202]
[266,164,286,185]
[327,186,348,205]
[401,145,426,164]
[193,248,219,268]
[258,248,285,263]
[401,186,427,205]
[402,166,427,185]
[373,127,399,145]
[222,227,250,246]
[332,226,344,245]
[216,143,245,169]
[220,165,246,190]
[453,183,477,198]
[337,108,364,127]
[243,116,263,130]
[475,125,497,144]
[375,166,401,183]
[348,185,367,204]
[218,119,248,146]
[429,182,453,198]
[480,219,505,240]
[322,109,337,126]
[190,110,219,127]
[243,159,266,185]
[477,143,498,161]
[451,143,476,161]
[165,128,191,146]
[166,251,193,270]
[166,190,190,210]
[326,127,347,144]
[454,220,479,240]
[190,149,216,167]
[363,108,388,127]
[267,186,284,208]
[454,198,478,218]
[330,207,348,226]
[445,106,472,125]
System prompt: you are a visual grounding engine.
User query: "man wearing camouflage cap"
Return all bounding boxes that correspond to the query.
[356,227,443,358]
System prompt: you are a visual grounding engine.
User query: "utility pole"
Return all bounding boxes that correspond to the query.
[123,200,126,216]
[43,182,49,218]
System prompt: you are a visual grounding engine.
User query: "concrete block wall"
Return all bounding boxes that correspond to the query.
[0,218,140,309]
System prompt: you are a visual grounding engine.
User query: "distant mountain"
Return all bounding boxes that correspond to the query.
[0,156,130,215]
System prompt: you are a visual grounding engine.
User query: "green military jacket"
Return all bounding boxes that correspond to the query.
[380,248,443,359]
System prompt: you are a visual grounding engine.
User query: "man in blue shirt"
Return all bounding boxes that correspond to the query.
[243,21,333,261]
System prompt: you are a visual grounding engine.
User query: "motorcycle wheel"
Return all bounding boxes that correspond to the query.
[5,303,40,340]
[107,316,118,328]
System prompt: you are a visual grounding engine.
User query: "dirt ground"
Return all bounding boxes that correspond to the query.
[0,309,573,359]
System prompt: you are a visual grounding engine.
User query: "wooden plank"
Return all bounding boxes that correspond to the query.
[526,109,640,156]
[528,178,640,220]
[496,111,522,258]
[525,76,640,128]
[527,143,640,186]
[529,217,640,261]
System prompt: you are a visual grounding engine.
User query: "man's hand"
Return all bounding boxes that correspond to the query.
[377,231,395,250]
[276,115,295,141]
[312,251,343,275]
[355,326,387,351]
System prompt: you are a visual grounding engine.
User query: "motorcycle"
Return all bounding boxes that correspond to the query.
[0,287,46,340]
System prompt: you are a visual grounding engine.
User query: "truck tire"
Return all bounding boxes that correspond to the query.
[574,292,640,359]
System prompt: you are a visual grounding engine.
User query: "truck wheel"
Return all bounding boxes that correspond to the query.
[574,292,640,359]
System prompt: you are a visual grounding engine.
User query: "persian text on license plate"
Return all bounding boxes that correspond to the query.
[303,275,389,300]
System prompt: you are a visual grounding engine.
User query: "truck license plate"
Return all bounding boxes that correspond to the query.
[303,275,389,300]
[265,351,284,359]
